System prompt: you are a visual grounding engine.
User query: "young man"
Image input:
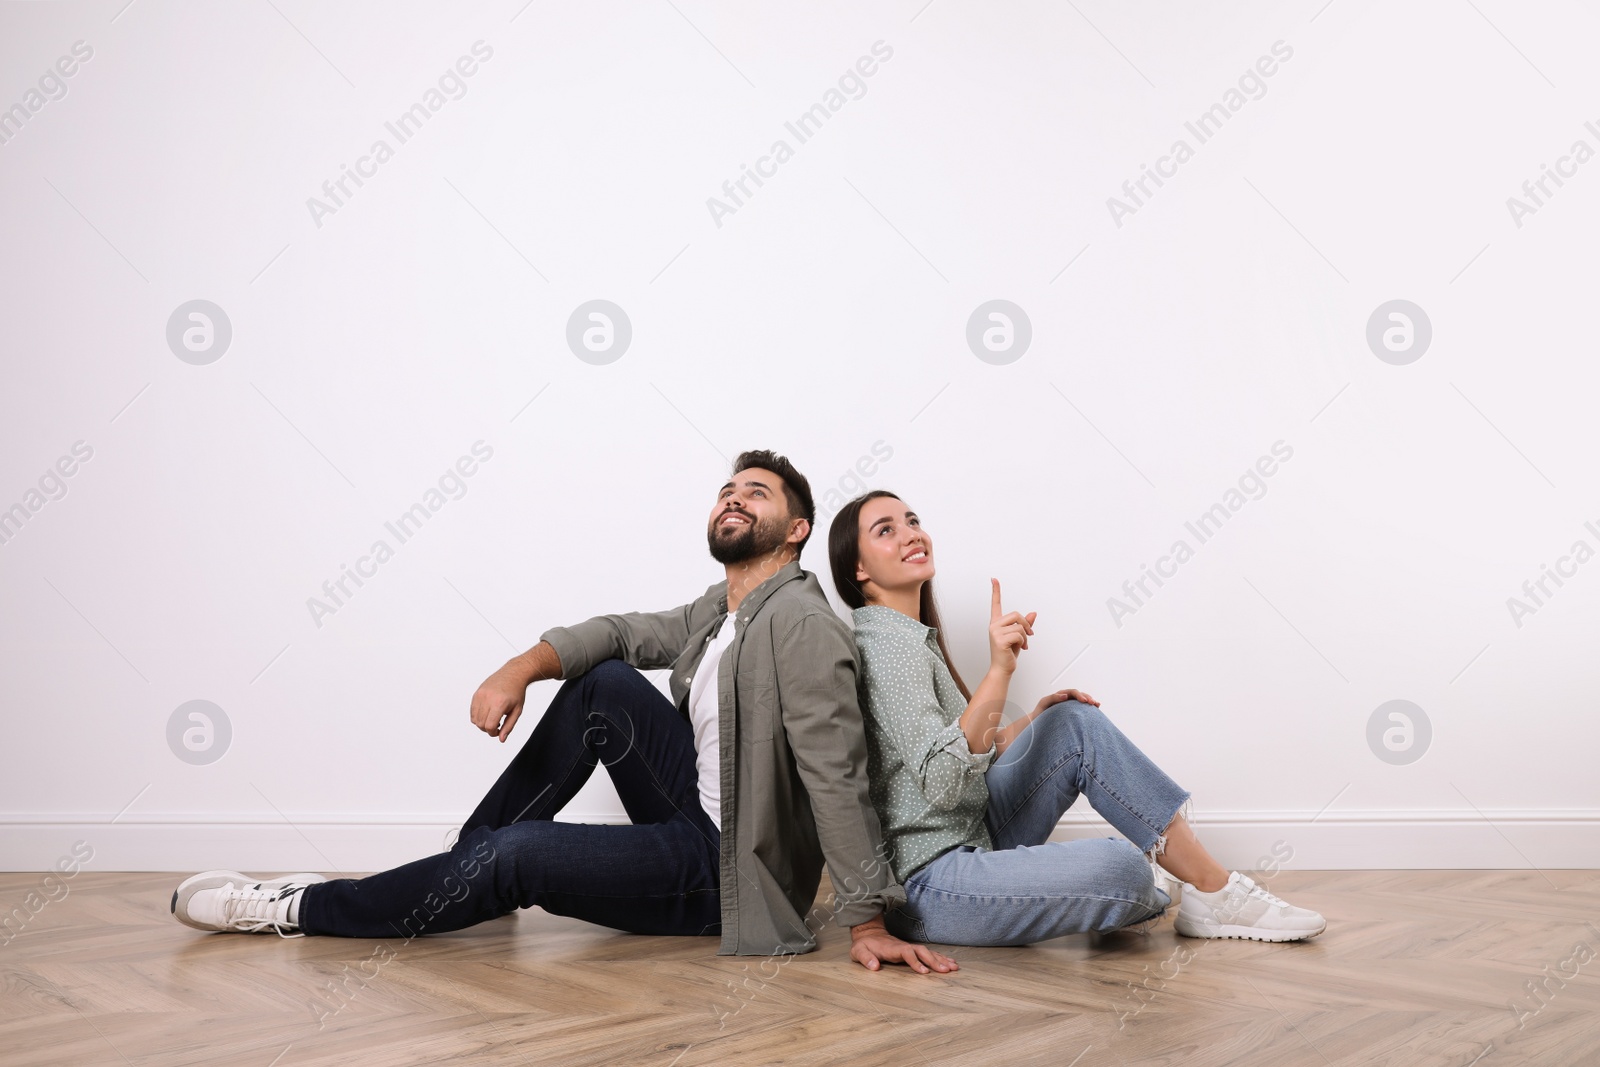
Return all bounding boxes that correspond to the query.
[172,450,956,974]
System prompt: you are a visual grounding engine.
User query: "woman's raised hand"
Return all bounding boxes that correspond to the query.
[988,578,1036,675]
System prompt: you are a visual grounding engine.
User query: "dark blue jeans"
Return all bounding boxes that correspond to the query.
[297,660,722,939]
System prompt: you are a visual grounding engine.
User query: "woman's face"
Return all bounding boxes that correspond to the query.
[855,495,934,601]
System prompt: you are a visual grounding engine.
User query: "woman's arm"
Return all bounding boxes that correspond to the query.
[861,638,992,812]
[957,668,1012,756]
[956,579,1035,757]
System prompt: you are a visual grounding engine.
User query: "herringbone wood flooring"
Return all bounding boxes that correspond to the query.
[3,870,1597,1066]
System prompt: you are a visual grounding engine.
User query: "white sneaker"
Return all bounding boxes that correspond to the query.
[171,870,326,937]
[1173,871,1325,942]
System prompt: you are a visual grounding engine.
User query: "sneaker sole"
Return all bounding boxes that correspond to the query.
[171,870,326,932]
[1173,915,1325,942]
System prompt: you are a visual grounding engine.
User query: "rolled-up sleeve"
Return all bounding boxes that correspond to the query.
[860,634,994,811]
[540,601,697,677]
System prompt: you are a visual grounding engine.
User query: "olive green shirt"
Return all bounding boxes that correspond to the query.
[539,560,905,955]
[850,604,996,883]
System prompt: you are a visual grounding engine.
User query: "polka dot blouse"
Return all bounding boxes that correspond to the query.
[851,604,995,882]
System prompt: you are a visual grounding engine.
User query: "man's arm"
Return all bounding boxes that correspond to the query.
[470,640,563,742]
[470,596,703,742]
[539,600,701,678]
[773,610,956,974]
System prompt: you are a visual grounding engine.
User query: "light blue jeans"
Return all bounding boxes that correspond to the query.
[884,700,1191,946]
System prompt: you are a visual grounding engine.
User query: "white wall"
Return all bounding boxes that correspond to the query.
[3,1,1596,875]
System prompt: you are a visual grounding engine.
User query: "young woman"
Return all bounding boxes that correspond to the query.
[827,489,1325,946]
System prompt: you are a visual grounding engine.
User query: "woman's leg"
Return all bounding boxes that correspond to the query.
[1150,808,1228,892]
[984,699,1228,890]
[984,700,1189,861]
[977,700,1323,942]
[885,839,1167,946]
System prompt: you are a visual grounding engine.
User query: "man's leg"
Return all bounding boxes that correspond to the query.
[297,658,718,938]
[461,657,705,833]
[297,812,720,939]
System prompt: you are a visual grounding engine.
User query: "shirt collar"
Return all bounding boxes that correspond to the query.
[716,558,805,625]
[851,603,936,639]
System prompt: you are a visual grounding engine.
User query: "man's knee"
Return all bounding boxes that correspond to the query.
[553,658,643,710]
[576,658,648,695]
[586,657,636,680]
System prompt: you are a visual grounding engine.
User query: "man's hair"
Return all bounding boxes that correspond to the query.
[731,449,815,557]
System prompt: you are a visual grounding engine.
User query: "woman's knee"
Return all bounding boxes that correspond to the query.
[1081,840,1163,930]
[997,699,1100,766]
[1066,837,1157,899]
[1106,838,1155,888]
[1036,699,1109,742]
[1049,700,1113,742]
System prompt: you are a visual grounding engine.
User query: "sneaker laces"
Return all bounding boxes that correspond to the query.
[221,883,308,938]
[1235,874,1292,911]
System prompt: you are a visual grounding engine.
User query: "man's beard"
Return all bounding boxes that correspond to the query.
[708,513,788,565]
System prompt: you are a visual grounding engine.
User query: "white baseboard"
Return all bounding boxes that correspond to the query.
[1050,809,1600,871]
[2,809,1596,873]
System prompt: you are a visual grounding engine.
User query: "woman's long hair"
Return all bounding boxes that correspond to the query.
[827,489,972,701]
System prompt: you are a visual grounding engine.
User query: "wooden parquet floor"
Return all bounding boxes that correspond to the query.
[2,870,1598,1066]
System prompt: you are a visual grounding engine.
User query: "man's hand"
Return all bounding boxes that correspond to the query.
[471,659,533,742]
[848,916,958,974]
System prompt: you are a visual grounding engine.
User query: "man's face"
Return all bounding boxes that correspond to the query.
[707,467,802,564]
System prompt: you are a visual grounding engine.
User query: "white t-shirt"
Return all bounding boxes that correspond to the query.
[687,615,737,828]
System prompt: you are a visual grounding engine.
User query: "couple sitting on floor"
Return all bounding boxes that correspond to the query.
[172,448,1324,971]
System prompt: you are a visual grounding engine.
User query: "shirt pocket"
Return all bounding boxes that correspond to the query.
[734,667,777,743]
